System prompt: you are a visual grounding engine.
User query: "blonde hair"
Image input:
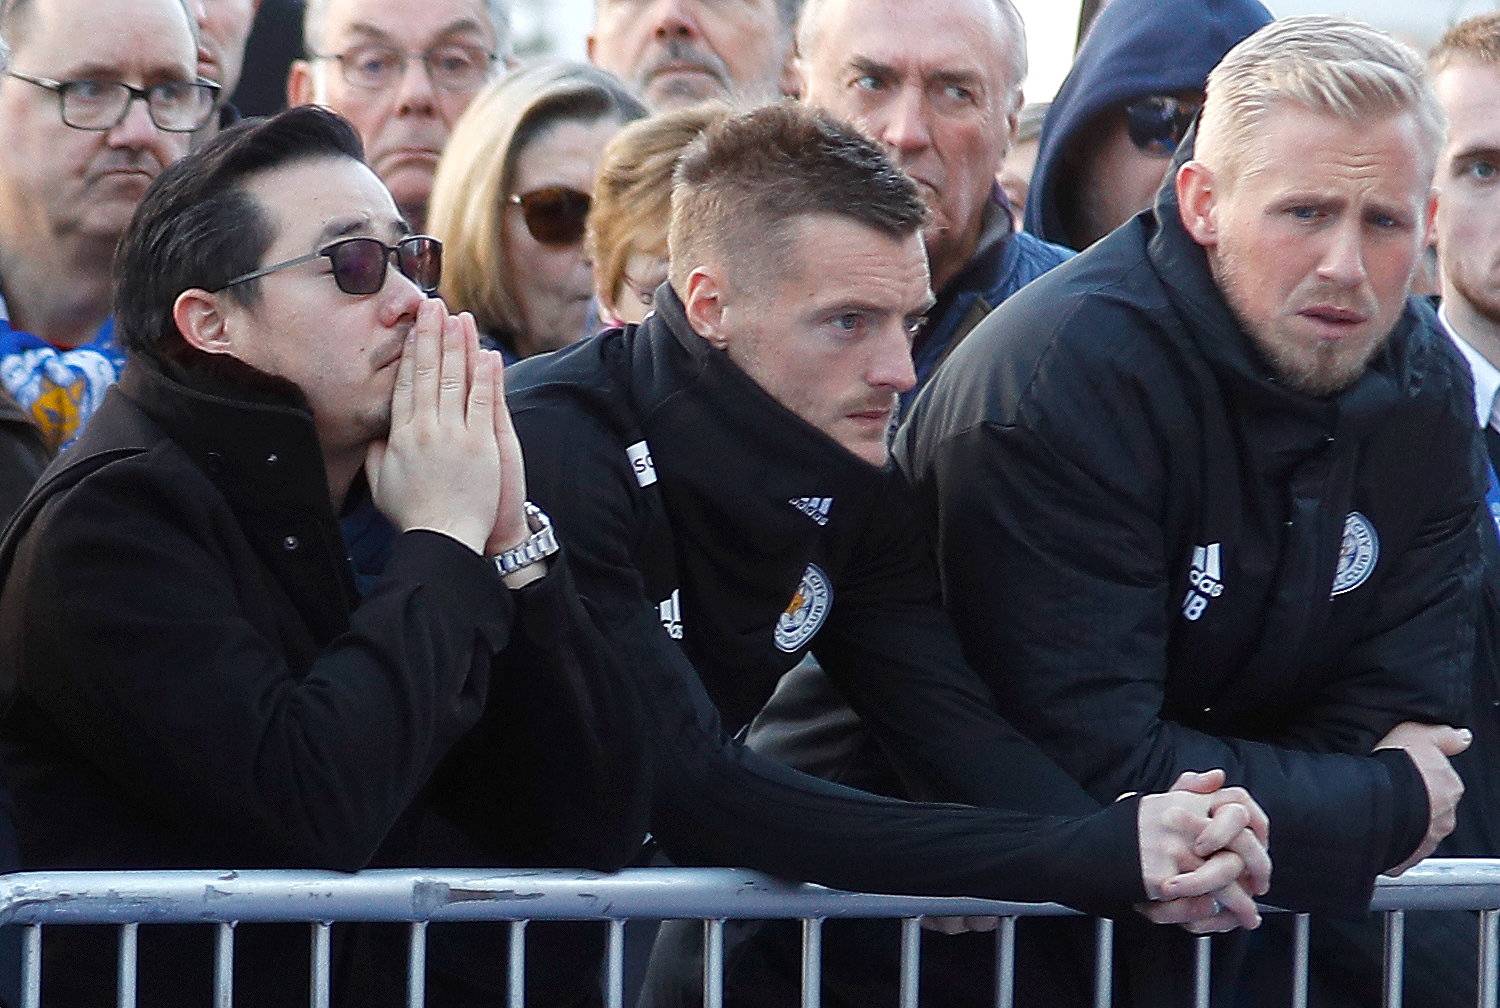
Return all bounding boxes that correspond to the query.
[1198,16,1444,185]
[1431,13,1500,74]
[586,101,731,314]
[427,59,645,350]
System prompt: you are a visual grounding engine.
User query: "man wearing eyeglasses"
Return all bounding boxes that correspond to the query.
[0,0,211,524]
[0,103,649,1006]
[287,0,510,233]
[1023,0,1271,251]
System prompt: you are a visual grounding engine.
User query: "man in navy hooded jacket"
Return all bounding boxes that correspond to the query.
[1023,0,1271,251]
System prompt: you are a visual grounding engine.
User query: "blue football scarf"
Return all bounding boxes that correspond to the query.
[0,309,123,454]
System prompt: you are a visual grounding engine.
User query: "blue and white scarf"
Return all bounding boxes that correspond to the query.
[0,292,124,453]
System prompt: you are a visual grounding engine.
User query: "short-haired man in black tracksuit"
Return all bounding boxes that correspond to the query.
[884,17,1479,1005]
[504,101,1275,947]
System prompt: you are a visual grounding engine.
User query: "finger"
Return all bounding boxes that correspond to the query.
[1206,788,1270,846]
[363,440,386,496]
[1437,727,1473,757]
[920,917,967,935]
[963,916,999,933]
[467,345,496,428]
[1183,909,1248,935]
[1193,801,1249,857]
[1211,880,1261,930]
[411,298,442,418]
[1135,894,1218,926]
[1160,849,1244,900]
[437,309,467,418]
[1170,768,1226,795]
[390,328,418,430]
[1229,830,1272,896]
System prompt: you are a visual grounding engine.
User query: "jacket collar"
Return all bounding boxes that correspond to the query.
[116,354,336,516]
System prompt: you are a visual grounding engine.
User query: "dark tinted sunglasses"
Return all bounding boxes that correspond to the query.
[1125,95,1202,158]
[215,235,443,296]
[509,186,591,246]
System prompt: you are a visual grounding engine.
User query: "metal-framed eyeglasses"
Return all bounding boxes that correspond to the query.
[5,71,220,133]
[214,235,443,297]
[313,43,498,94]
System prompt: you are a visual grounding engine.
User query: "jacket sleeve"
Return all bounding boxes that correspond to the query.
[11,452,513,871]
[923,418,1412,913]
[0,409,47,530]
[809,477,1101,818]
[514,395,1149,912]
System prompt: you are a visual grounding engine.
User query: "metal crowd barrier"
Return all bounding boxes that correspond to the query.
[0,859,1498,1008]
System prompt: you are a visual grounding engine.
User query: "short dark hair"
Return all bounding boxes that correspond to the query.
[114,105,365,364]
[668,101,926,292]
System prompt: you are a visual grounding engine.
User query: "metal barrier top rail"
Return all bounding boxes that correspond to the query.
[1,858,1499,926]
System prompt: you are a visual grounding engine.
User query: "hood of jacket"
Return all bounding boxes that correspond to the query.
[1023,0,1271,249]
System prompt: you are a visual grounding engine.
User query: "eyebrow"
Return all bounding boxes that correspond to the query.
[1451,145,1500,168]
[846,56,897,80]
[313,212,407,247]
[345,18,492,46]
[916,293,938,315]
[52,60,193,83]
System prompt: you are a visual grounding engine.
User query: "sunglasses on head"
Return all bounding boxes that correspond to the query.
[1124,95,1202,158]
[509,186,592,246]
[215,235,443,296]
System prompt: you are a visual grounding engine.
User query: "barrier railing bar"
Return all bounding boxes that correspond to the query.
[21,924,38,1008]
[605,919,625,1008]
[310,921,331,1008]
[994,916,1016,1008]
[1479,909,1498,1008]
[1092,917,1112,1008]
[214,922,234,1008]
[899,918,920,1008]
[1382,911,1404,1008]
[1291,913,1310,1008]
[407,920,426,1008]
[117,921,137,1008]
[703,918,724,1008]
[507,919,526,1008]
[1193,933,1211,1008]
[800,917,822,1008]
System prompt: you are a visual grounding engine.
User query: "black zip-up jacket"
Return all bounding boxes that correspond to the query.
[0,354,648,1006]
[895,163,1484,914]
[505,288,1179,912]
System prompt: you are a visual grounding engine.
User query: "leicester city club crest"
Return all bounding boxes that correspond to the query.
[1330,512,1379,598]
[775,564,832,653]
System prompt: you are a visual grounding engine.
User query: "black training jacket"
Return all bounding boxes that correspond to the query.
[896,164,1484,914]
[506,287,1159,911]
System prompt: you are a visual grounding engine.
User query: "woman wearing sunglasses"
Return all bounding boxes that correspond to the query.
[428,60,646,361]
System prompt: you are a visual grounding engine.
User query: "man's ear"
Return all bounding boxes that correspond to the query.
[172,289,236,356]
[1176,160,1219,248]
[585,34,598,65]
[682,267,728,350]
[1423,187,1439,251]
[286,59,315,107]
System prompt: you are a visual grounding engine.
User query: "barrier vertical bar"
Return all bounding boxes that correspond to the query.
[703,919,725,1008]
[605,920,626,1008]
[508,920,527,1008]
[1193,934,1211,1008]
[994,917,1016,1008]
[1092,917,1113,1008]
[406,921,427,1008]
[1292,914,1310,1008]
[214,922,234,1008]
[1479,909,1499,1008]
[21,925,39,1008]
[899,918,920,1008]
[117,922,138,1008]
[1382,911,1404,1008]
[310,922,331,1008]
[801,918,822,1008]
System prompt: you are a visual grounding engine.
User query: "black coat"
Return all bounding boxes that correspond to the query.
[0,385,46,530]
[895,169,1483,914]
[0,356,648,1006]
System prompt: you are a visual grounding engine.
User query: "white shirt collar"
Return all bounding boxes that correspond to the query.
[1440,302,1500,431]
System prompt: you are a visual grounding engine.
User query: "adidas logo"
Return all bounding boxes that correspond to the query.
[789,496,834,526]
[1182,543,1225,622]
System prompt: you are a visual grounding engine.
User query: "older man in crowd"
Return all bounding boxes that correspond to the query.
[587,0,794,109]
[898,16,1476,1005]
[0,0,212,525]
[287,0,510,231]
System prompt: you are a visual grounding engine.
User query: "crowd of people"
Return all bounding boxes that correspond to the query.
[0,0,1494,1006]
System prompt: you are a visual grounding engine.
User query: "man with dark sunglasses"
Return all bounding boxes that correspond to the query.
[1023,0,1271,251]
[0,104,650,1006]
[0,0,207,525]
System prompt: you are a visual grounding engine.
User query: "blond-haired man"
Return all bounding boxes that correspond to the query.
[896,16,1478,1004]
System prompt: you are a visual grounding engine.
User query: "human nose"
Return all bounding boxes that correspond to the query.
[379,266,428,327]
[1316,219,1369,287]
[105,92,163,149]
[868,323,917,394]
[392,52,438,114]
[650,0,701,40]
[877,84,932,157]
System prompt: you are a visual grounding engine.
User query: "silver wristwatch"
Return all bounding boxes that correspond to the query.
[493,503,559,577]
